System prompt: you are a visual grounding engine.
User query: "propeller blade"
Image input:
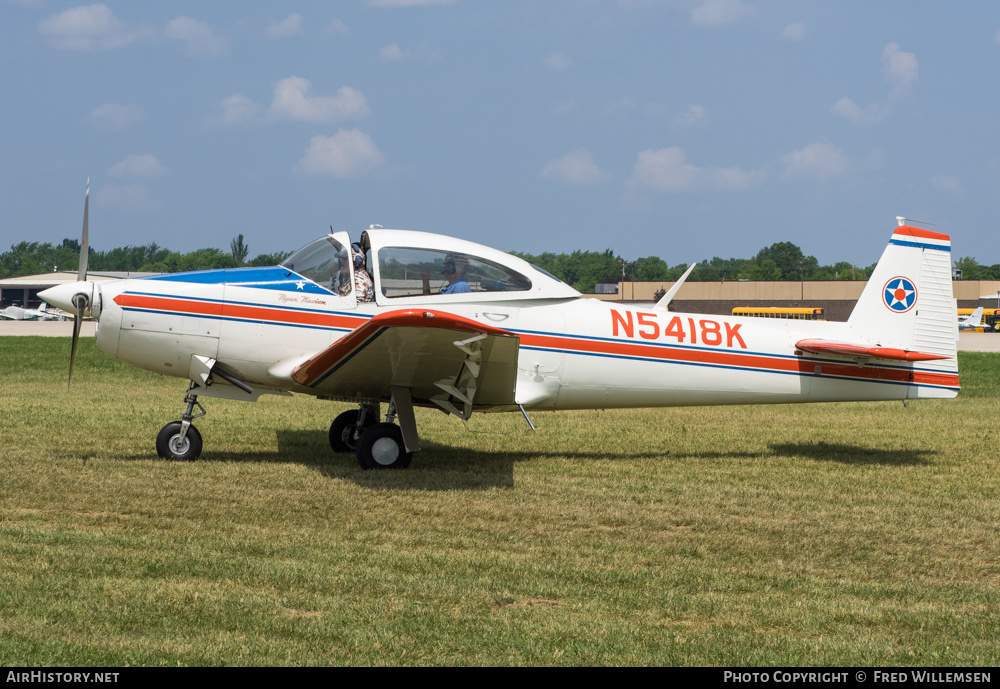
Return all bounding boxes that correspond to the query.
[69,180,90,388]
[77,180,89,282]
[68,301,84,390]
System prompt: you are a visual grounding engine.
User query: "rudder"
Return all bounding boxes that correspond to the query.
[847,223,957,367]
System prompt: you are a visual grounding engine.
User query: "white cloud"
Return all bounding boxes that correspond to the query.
[690,0,755,27]
[831,97,890,127]
[931,174,965,195]
[265,14,303,39]
[781,142,850,181]
[210,94,262,128]
[39,4,150,51]
[539,150,605,187]
[379,44,406,62]
[882,42,918,98]
[545,52,573,70]
[673,104,707,128]
[367,0,456,6]
[211,78,369,128]
[95,183,159,210]
[165,16,228,58]
[294,129,383,178]
[109,154,166,178]
[833,42,917,127]
[326,19,350,36]
[629,147,764,192]
[378,42,441,63]
[783,22,807,42]
[266,77,369,123]
[89,103,143,130]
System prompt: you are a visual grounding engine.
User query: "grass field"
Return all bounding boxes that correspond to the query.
[1,338,998,666]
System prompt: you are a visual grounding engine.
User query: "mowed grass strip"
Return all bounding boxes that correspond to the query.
[1,337,998,666]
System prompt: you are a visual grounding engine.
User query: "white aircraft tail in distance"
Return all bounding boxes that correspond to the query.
[40,190,959,469]
[958,307,984,331]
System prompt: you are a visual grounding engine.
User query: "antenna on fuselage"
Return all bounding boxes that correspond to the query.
[653,262,697,311]
[896,216,936,227]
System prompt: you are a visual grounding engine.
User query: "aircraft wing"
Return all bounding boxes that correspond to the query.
[275,309,521,417]
[795,339,950,362]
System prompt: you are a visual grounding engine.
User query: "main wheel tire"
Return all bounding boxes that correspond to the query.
[329,408,377,453]
[356,423,413,470]
[156,422,203,461]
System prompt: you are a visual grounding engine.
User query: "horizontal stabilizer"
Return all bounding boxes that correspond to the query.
[795,339,951,363]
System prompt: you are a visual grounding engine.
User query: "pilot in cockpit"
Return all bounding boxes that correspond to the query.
[421,253,471,295]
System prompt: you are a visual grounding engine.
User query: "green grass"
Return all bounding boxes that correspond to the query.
[1,338,999,666]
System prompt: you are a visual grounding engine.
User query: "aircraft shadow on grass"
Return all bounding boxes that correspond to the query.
[62,435,935,491]
[666,442,935,467]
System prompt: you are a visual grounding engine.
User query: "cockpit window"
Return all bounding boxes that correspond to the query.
[378,247,532,298]
[280,236,350,294]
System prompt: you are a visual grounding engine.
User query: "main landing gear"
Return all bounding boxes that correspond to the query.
[156,382,205,461]
[155,383,419,470]
[330,398,415,471]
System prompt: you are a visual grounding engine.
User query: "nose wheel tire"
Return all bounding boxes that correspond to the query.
[156,422,203,461]
[356,423,413,470]
[329,409,377,454]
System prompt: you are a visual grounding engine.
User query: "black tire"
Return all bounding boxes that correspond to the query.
[329,408,377,453]
[356,423,413,470]
[156,422,203,461]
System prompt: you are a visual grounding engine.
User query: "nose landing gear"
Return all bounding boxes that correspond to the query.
[156,382,205,461]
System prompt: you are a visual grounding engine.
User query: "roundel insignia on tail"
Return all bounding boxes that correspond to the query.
[882,276,917,313]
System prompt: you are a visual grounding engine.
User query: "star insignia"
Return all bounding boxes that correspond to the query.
[883,277,916,312]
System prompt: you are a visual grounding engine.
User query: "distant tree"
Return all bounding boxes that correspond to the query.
[738,258,782,281]
[247,251,293,267]
[510,248,621,292]
[954,256,983,280]
[754,241,818,280]
[693,256,749,281]
[231,234,249,265]
[633,256,670,281]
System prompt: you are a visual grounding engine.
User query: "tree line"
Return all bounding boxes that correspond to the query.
[2,236,997,294]
[0,235,290,279]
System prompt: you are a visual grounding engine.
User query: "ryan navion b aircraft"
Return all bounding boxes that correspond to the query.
[41,186,959,469]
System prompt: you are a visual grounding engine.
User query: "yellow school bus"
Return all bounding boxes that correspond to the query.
[732,307,826,321]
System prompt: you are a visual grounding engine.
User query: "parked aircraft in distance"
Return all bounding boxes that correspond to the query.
[0,302,62,321]
[958,307,985,332]
[41,186,960,469]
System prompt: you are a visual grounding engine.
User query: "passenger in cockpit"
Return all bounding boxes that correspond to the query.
[330,245,374,302]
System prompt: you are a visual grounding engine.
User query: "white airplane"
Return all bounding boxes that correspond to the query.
[0,302,61,321]
[41,187,960,469]
[958,307,984,331]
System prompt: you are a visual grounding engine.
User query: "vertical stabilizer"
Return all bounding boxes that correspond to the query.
[847,225,957,371]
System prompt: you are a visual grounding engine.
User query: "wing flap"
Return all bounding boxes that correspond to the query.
[795,338,950,362]
[287,309,520,407]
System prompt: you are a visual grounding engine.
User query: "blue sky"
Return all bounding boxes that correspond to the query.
[2,1,999,268]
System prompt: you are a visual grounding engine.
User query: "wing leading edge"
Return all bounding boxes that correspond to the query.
[285,309,521,416]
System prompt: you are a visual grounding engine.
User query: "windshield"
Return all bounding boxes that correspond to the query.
[280,236,349,292]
